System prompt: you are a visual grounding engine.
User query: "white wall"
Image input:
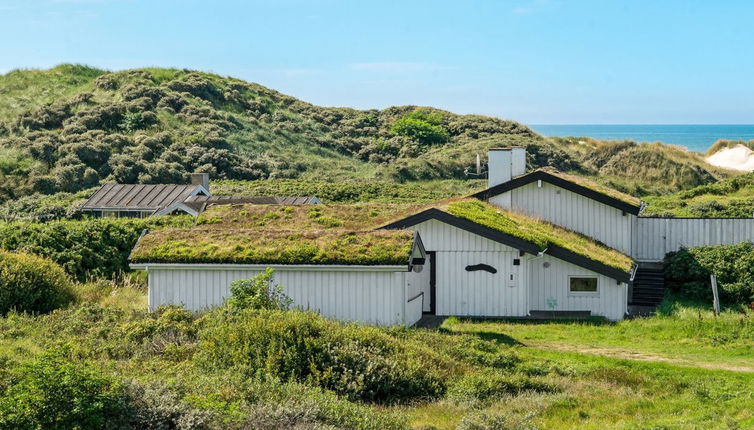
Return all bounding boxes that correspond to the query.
[409,219,527,317]
[146,266,420,326]
[435,250,527,317]
[633,217,754,261]
[527,255,626,321]
[489,181,635,255]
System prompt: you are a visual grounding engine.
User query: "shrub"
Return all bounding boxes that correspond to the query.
[197,309,445,403]
[447,369,557,403]
[0,217,191,281]
[457,411,539,430]
[0,250,74,315]
[227,268,292,310]
[664,241,754,304]
[390,109,449,146]
[120,380,214,430]
[0,348,127,430]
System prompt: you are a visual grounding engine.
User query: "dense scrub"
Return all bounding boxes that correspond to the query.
[664,241,754,304]
[642,172,754,217]
[0,216,191,281]
[0,251,74,315]
[0,65,730,210]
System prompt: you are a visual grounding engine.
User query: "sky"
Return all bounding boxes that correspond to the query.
[1,0,753,124]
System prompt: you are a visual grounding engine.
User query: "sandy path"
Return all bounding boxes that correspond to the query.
[527,341,754,373]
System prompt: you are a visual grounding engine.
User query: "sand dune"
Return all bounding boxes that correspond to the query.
[705,144,754,172]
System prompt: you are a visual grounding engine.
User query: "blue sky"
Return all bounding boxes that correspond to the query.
[1,0,753,124]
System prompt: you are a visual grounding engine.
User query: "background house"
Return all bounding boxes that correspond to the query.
[80,173,319,218]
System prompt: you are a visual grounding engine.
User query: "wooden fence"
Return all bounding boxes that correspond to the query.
[632,217,754,261]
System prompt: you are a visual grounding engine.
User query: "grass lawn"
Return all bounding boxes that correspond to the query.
[442,300,754,372]
[398,307,754,429]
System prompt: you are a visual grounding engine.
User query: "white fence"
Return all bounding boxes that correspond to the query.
[633,218,754,261]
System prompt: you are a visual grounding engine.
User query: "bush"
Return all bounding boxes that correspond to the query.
[0,217,191,281]
[197,309,445,403]
[390,109,449,146]
[227,268,292,310]
[447,369,557,403]
[0,250,74,315]
[120,380,214,430]
[0,348,127,430]
[664,241,754,304]
[457,411,539,430]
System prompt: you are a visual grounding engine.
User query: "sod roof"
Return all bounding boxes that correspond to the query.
[130,228,416,266]
[535,168,642,207]
[383,199,634,274]
[195,202,423,231]
[473,168,642,211]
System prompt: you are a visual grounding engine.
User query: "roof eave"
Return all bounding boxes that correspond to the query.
[380,208,633,282]
[471,171,642,215]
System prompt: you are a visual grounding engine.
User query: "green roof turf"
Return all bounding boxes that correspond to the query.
[130,228,416,266]
[535,168,643,207]
[444,199,634,272]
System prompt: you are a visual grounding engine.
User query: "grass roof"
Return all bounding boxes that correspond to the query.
[534,167,643,207]
[196,202,423,231]
[444,200,634,272]
[130,228,415,266]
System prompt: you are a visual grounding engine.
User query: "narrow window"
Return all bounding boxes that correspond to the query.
[569,277,598,294]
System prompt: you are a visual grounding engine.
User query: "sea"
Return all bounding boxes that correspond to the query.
[529,124,754,154]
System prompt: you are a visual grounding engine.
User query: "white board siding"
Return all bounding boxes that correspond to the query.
[489,182,634,255]
[147,267,417,326]
[527,255,626,321]
[435,251,527,317]
[633,218,754,261]
[410,219,516,252]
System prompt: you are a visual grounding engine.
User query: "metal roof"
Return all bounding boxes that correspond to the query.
[81,184,205,211]
[183,195,320,212]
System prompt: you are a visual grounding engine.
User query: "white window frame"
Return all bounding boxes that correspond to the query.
[568,275,599,296]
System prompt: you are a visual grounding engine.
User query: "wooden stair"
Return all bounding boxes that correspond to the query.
[628,262,665,316]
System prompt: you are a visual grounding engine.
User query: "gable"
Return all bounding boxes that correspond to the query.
[472,170,642,215]
[381,208,633,282]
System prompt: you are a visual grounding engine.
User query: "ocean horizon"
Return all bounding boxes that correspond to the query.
[529,124,754,154]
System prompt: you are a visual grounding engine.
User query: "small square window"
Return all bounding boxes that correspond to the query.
[569,277,598,293]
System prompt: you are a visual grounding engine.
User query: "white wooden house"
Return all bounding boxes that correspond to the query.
[129,148,754,325]
[130,230,427,327]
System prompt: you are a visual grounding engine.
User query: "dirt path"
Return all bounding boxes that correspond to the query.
[527,341,754,373]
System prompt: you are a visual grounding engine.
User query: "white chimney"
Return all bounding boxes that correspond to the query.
[488,148,526,188]
[191,172,210,192]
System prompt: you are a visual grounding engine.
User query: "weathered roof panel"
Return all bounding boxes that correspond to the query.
[81,184,203,211]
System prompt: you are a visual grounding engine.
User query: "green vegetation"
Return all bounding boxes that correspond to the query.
[196,202,421,230]
[642,172,754,217]
[665,241,754,304]
[552,138,732,196]
[0,251,74,315]
[0,64,734,213]
[389,109,450,146]
[0,189,92,221]
[212,178,486,203]
[130,229,416,265]
[1,282,753,428]
[0,216,191,281]
[705,138,754,156]
[445,200,634,272]
[227,269,292,311]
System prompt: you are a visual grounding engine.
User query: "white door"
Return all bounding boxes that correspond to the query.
[435,251,526,317]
